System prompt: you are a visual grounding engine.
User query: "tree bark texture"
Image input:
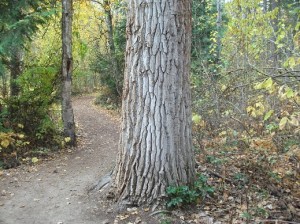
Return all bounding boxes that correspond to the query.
[62,0,76,145]
[113,0,195,205]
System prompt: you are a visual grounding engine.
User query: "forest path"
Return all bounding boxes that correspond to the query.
[0,95,119,224]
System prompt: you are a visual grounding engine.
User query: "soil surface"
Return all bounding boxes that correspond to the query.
[0,96,122,224]
[0,95,222,224]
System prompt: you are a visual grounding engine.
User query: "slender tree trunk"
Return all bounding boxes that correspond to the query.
[104,0,115,55]
[216,0,222,64]
[113,0,195,206]
[62,0,76,145]
[270,0,279,67]
[10,46,22,96]
[103,0,121,94]
[263,0,268,13]
[214,0,222,120]
[2,74,8,98]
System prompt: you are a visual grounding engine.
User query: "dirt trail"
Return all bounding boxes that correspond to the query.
[0,96,119,224]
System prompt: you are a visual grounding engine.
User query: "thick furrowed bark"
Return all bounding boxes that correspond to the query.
[113,0,195,206]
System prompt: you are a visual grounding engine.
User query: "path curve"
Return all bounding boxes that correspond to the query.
[0,96,119,224]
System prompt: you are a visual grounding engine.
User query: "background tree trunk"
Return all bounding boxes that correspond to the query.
[9,46,22,96]
[216,0,222,64]
[270,0,279,67]
[103,0,121,94]
[113,0,195,206]
[62,0,76,145]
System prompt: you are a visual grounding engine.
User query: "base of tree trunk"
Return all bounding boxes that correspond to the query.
[89,172,167,212]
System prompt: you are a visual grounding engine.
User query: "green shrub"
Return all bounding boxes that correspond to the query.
[166,174,214,208]
[6,66,60,146]
[94,86,121,109]
[0,131,30,168]
[0,66,62,168]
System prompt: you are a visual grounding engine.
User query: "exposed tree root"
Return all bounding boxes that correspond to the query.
[149,210,172,217]
[88,171,113,193]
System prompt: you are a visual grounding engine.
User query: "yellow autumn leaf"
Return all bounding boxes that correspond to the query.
[17,123,24,129]
[1,139,10,148]
[221,84,227,91]
[247,106,253,113]
[255,102,265,115]
[247,106,257,117]
[279,117,289,130]
[192,114,206,127]
[32,157,39,163]
[278,85,286,100]
[268,82,277,94]
[192,114,201,124]
[219,131,227,136]
[64,137,71,143]
[286,57,296,68]
[289,115,299,126]
[295,96,300,104]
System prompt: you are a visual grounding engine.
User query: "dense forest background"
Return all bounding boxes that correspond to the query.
[0,0,299,222]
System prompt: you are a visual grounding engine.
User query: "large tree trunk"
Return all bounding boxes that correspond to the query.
[113,0,195,206]
[62,0,76,145]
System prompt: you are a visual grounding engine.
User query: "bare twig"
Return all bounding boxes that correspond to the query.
[229,116,251,137]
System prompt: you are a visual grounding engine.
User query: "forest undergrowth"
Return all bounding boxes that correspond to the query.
[191,126,300,223]
[93,78,300,223]
[181,75,300,223]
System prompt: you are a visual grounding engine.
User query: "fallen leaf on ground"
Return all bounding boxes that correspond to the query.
[32,157,39,163]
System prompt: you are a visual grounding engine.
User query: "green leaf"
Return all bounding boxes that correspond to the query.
[262,78,273,89]
[285,87,294,98]
[290,57,296,68]
[192,114,202,125]
[166,186,177,195]
[254,82,263,90]
[264,110,274,121]
[241,212,253,219]
[277,43,284,48]
[255,78,273,90]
